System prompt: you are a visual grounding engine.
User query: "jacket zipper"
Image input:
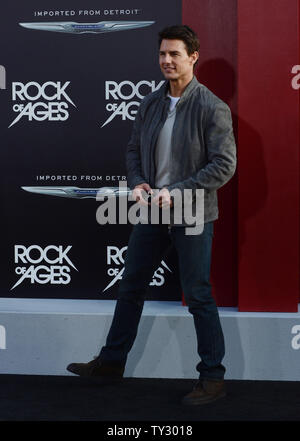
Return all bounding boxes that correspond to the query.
[149,99,170,188]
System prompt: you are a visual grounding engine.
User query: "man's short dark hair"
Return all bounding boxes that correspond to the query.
[158,25,200,55]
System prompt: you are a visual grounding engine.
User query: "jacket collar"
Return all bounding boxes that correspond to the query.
[160,75,200,105]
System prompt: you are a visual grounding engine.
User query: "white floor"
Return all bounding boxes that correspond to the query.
[0,298,300,380]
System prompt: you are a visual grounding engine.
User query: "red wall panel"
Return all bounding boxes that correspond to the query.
[183,0,238,307]
[183,0,299,311]
[237,0,299,311]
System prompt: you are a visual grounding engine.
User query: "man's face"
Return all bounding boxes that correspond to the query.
[159,39,198,82]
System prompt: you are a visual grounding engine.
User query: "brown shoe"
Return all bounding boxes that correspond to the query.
[182,379,226,405]
[66,358,124,378]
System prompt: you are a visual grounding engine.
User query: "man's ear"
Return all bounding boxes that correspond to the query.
[192,51,199,66]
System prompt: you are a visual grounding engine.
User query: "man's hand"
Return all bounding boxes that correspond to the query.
[132,183,153,206]
[152,188,173,208]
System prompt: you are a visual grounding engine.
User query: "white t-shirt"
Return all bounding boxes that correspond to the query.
[168,94,180,111]
[154,94,180,189]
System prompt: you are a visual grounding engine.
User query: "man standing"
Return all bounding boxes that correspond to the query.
[67,25,236,406]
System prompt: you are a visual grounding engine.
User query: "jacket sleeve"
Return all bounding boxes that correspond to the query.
[167,101,236,193]
[126,105,147,190]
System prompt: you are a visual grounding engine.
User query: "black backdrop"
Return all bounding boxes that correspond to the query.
[0,0,183,300]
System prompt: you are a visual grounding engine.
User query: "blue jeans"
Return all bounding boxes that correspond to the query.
[99,222,225,380]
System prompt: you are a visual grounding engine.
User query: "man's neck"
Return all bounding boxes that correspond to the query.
[169,74,194,97]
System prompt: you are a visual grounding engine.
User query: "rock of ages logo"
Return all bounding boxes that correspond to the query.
[11,245,78,290]
[101,79,164,127]
[9,81,76,128]
[103,245,171,292]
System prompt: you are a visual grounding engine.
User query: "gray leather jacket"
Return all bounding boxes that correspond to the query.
[126,76,236,224]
